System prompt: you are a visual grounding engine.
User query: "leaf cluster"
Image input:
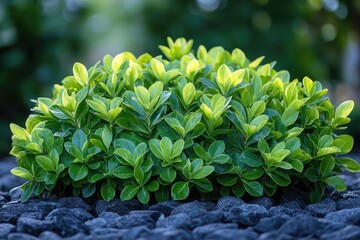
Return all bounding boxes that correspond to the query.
[10,37,360,203]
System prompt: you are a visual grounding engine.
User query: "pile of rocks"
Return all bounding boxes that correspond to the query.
[1,157,360,240]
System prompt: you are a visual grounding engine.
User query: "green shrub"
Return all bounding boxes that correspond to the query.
[10,37,360,203]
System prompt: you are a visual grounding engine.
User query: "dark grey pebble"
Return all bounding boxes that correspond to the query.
[68,208,94,222]
[85,217,107,230]
[189,210,223,229]
[59,197,91,211]
[277,214,320,237]
[320,225,360,240]
[324,208,360,225]
[149,200,181,217]
[7,232,39,240]
[170,201,208,218]
[45,208,89,237]
[98,212,121,228]
[259,231,293,240]
[38,231,62,240]
[124,225,151,240]
[0,201,60,224]
[224,204,269,226]
[156,213,191,229]
[254,214,290,233]
[16,217,52,236]
[250,197,273,209]
[0,223,15,238]
[337,197,360,210]
[95,199,143,216]
[280,188,307,208]
[269,206,304,217]
[305,198,337,217]
[215,196,245,212]
[192,223,238,239]
[206,228,258,240]
[115,212,156,229]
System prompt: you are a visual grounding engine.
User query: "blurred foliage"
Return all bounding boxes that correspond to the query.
[0,0,360,155]
[0,0,89,155]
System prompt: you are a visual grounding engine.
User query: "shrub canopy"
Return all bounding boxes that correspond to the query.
[10,37,360,203]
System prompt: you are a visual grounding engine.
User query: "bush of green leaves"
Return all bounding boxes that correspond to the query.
[10,37,360,203]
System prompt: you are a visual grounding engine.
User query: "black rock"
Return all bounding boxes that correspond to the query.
[59,197,92,211]
[95,199,142,216]
[156,213,191,229]
[170,201,208,218]
[115,212,156,229]
[279,200,302,209]
[192,223,238,239]
[0,223,15,238]
[316,220,346,237]
[320,225,360,240]
[85,217,107,230]
[66,232,89,240]
[254,214,290,233]
[45,208,89,237]
[324,208,360,225]
[0,201,60,224]
[337,197,360,210]
[7,233,39,240]
[69,207,94,221]
[189,210,223,229]
[206,228,258,240]
[259,231,293,240]
[269,206,304,217]
[216,196,245,212]
[38,231,62,240]
[91,227,126,237]
[98,212,121,228]
[224,204,269,226]
[128,210,164,222]
[277,214,320,237]
[280,188,307,208]
[198,201,216,211]
[250,197,273,209]
[126,226,153,240]
[305,198,337,217]
[151,228,193,240]
[16,217,52,236]
[149,200,181,217]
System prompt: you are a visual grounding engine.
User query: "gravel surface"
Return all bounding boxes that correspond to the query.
[1,157,360,240]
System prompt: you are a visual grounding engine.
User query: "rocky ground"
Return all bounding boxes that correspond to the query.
[1,157,360,240]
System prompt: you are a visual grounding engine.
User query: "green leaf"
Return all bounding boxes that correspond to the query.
[335,100,354,119]
[149,139,167,161]
[242,179,263,197]
[101,126,112,149]
[320,156,335,177]
[121,185,140,201]
[68,163,88,181]
[10,123,30,140]
[182,83,196,105]
[137,187,150,204]
[192,178,213,192]
[337,157,360,172]
[333,135,353,154]
[113,166,134,179]
[281,108,298,127]
[192,166,214,179]
[101,181,116,201]
[20,182,36,202]
[36,155,56,172]
[73,62,88,85]
[171,139,184,158]
[268,171,291,186]
[171,181,190,200]
[134,165,144,185]
[322,176,346,191]
[11,167,33,180]
[146,180,160,192]
[82,183,96,198]
[208,140,225,157]
[288,159,304,173]
[72,129,87,150]
[160,167,176,182]
[134,86,150,109]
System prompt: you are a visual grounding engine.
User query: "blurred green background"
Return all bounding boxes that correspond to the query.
[1,0,360,156]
